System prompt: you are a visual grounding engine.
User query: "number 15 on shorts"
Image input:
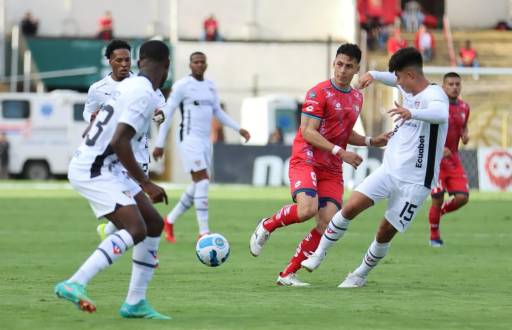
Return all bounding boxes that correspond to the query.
[399,202,418,229]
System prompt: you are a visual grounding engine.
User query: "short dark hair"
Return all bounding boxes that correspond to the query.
[443,72,461,81]
[190,51,206,61]
[139,40,170,63]
[388,47,423,72]
[104,39,131,59]
[336,43,362,63]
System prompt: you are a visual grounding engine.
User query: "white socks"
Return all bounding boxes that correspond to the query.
[167,183,195,224]
[69,229,134,286]
[353,239,390,278]
[126,236,161,305]
[103,221,118,236]
[194,179,210,235]
[315,211,351,256]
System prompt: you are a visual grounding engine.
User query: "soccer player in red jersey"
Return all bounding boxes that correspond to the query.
[249,44,390,286]
[429,72,470,247]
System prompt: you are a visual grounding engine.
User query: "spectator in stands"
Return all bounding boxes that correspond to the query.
[203,14,221,41]
[402,0,424,32]
[97,11,113,40]
[0,132,9,179]
[414,24,435,62]
[387,28,407,55]
[458,40,479,68]
[20,11,39,36]
[268,128,284,145]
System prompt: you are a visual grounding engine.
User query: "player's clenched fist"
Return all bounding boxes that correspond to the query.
[141,180,168,204]
[357,72,375,90]
[337,149,363,169]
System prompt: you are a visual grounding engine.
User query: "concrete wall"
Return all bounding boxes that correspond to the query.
[5,0,356,41]
[446,0,510,28]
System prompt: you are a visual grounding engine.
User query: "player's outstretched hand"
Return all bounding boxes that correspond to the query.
[370,131,393,147]
[357,72,375,90]
[387,101,412,125]
[337,149,363,169]
[153,147,164,161]
[141,181,168,204]
[152,109,165,125]
[462,132,470,145]
[239,128,251,143]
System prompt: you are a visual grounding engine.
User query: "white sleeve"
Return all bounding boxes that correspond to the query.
[155,84,184,148]
[409,100,449,124]
[83,85,99,122]
[212,91,240,131]
[369,71,397,87]
[118,91,154,134]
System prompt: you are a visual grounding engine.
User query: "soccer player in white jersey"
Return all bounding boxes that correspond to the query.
[55,40,172,319]
[83,39,166,241]
[301,47,449,288]
[153,51,251,243]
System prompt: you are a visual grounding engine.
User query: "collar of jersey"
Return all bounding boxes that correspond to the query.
[330,79,351,93]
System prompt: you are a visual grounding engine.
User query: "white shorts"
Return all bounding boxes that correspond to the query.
[68,165,141,218]
[355,166,430,233]
[178,138,212,173]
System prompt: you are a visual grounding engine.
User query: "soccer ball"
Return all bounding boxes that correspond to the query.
[196,233,230,267]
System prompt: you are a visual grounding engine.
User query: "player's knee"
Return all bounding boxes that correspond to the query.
[127,224,147,244]
[457,194,469,206]
[298,203,317,221]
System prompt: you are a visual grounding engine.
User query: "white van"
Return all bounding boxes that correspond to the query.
[0,91,163,179]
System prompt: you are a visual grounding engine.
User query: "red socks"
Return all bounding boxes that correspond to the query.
[263,204,300,233]
[429,205,441,240]
[280,228,321,277]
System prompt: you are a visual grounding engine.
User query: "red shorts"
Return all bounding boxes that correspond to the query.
[288,162,343,209]
[431,163,469,196]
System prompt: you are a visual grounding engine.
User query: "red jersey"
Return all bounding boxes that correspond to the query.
[291,79,363,173]
[442,99,470,168]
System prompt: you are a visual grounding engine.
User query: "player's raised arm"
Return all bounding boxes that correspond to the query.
[359,71,398,89]
[348,130,391,147]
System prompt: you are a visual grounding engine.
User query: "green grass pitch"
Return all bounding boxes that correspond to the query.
[1,184,511,330]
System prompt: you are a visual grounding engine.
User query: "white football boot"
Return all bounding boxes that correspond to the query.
[276,273,311,287]
[338,272,367,288]
[249,218,271,257]
[301,251,326,272]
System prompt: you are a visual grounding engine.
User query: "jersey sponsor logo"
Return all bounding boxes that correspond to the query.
[112,241,122,255]
[416,135,425,168]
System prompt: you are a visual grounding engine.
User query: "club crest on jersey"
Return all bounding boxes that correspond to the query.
[148,249,158,259]
[112,241,122,255]
[414,100,421,108]
[309,91,317,99]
